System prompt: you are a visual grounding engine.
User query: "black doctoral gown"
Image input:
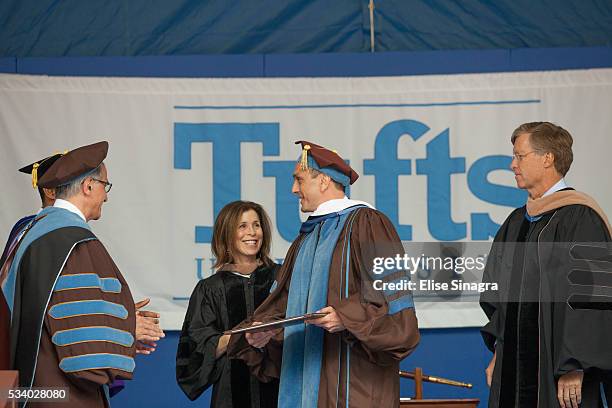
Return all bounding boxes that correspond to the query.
[481,192,612,408]
[176,264,279,408]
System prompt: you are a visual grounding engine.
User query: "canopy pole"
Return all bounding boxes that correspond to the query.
[369,0,375,52]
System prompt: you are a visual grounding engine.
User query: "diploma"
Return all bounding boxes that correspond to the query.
[223,312,328,335]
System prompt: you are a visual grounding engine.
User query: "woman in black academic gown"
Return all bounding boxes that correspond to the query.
[176,201,279,407]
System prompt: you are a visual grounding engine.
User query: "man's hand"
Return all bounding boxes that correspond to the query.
[245,322,280,349]
[307,306,345,333]
[135,298,165,355]
[485,351,496,387]
[558,370,583,408]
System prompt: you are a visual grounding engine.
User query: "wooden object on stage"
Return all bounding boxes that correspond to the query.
[399,368,478,407]
[414,367,423,399]
[0,371,18,408]
[400,369,473,392]
[399,398,480,407]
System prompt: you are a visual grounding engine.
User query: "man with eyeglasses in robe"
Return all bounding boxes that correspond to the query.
[481,122,612,408]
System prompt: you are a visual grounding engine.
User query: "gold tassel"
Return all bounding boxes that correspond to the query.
[300,144,311,170]
[32,163,39,188]
[31,150,67,188]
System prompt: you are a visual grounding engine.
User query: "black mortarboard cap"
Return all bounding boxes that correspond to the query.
[19,153,64,189]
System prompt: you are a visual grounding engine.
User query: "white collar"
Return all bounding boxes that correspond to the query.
[53,199,87,222]
[311,196,375,216]
[542,178,568,198]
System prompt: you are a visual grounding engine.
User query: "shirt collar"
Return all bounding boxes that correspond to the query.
[311,196,374,216]
[53,199,87,222]
[542,178,568,198]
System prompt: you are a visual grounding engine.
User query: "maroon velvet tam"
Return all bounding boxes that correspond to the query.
[38,141,109,188]
[295,140,359,186]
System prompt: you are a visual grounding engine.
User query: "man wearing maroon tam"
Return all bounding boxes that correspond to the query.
[1,141,161,407]
[229,141,419,407]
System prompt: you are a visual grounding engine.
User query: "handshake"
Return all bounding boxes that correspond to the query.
[134,298,165,355]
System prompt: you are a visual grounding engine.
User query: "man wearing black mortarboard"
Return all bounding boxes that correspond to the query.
[1,141,148,407]
[0,153,63,268]
[480,122,612,408]
[0,152,62,370]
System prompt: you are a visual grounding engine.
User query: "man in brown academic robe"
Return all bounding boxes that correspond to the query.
[229,141,419,408]
[3,141,160,407]
[0,152,164,390]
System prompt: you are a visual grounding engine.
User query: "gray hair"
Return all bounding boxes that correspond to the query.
[55,164,103,199]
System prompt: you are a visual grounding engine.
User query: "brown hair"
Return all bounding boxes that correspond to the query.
[308,167,345,193]
[511,121,573,176]
[211,200,274,269]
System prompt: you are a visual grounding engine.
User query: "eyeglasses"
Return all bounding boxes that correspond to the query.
[92,178,113,193]
[512,151,538,162]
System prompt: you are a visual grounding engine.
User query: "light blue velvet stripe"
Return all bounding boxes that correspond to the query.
[3,207,92,313]
[388,295,415,315]
[279,225,318,408]
[374,265,415,314]
[338,216,349,299]
[54,273,121,293]
[52,327,134,347]
[49,300,128,320]
[382,268,415,315]
[279,207,357,408]
[59,353,135,373]
[345,230,351,299]
[269,280,278,294]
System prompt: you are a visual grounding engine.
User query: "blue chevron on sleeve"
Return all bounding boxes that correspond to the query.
[54,273,121,293]
[52,326,134,347]
[388,295,415,315]
[59,353,135,373]
[376,267,414,309]
[48,300,128,320]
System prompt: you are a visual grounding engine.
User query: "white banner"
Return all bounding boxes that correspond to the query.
[1,69,611,329]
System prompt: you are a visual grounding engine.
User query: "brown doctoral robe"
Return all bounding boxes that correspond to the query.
[228,207,419,408]
[31,239,136,408]
[6,206,136,408]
